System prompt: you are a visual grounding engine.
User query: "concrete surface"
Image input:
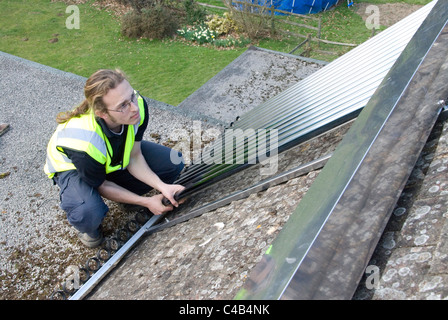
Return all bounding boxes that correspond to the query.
[178,46,324,124]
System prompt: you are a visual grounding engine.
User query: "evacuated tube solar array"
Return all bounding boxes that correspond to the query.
[174,1,436,196]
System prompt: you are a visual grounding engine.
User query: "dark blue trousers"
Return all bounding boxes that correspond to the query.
[53,141,184,237]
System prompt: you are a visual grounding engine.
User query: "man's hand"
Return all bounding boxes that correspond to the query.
[127,142,186,208]
[159,183,185,207]
[142,194,175,215]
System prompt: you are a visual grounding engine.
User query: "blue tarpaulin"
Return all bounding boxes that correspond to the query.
[276,0,338,14]
[234,0,339,15]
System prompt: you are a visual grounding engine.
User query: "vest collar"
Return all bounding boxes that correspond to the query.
[96,116,126,138]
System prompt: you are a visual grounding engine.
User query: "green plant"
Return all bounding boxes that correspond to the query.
[205,12,237,35]
[184,0,207,25]
[177,23,250,49]
[121,5,180,39]
[177,24,218,44]
[121,9,144,38]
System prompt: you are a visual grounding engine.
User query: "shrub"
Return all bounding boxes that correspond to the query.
[222,0,272,39]
[115,0,155,13]
[121,4,180,39]
[121,9,144,38]
[183,0,207,25]
[205,12,237,35]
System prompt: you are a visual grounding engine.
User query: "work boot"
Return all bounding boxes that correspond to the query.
[78,231,104,248]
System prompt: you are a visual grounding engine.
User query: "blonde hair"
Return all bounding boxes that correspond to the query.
[56,69,127,124]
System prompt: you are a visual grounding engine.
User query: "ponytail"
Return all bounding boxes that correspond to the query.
[56,100,90,124]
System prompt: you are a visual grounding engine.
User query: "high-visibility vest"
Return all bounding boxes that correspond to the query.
[44,92,145,179]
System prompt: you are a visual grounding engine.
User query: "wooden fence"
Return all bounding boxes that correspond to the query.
[198,1,357,56]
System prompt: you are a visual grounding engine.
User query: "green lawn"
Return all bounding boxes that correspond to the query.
[0,0,245,105]
[0,0,432,105]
